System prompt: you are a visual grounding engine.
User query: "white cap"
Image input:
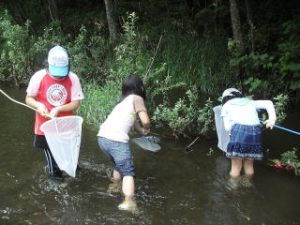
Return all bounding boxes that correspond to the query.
[221,88,241,100]
[48,46,69,77]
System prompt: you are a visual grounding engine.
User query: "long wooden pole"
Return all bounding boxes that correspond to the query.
[0,88,36,111]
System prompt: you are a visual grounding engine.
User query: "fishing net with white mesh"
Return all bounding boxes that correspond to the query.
[40,116,83,177]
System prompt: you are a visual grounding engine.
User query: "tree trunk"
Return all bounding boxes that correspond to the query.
[7,1,27,24]
[46,0,58,21]
[229,0,243,46]
[104,0,120,43]
[244,0,255,52]
[229,0,244,83]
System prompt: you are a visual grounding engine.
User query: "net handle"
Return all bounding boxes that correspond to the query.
[0,88,53,119]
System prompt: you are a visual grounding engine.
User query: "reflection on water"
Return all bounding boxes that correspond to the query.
[0,87,299,225]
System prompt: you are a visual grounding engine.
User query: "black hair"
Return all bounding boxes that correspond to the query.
[120,74,146,101]
[43,59,49,68]
[222,91,244,105]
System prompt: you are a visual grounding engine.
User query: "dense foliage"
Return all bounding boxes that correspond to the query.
[0,0,298,137]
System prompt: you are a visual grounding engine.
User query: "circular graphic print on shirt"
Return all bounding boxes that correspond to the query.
[47,84,67,106]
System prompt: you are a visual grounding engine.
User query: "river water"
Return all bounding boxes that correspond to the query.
[0,86,299,225]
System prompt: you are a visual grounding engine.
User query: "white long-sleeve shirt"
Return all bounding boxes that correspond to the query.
[221,98,276,131]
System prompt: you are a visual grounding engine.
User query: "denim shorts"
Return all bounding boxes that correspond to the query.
[98,137,135,177]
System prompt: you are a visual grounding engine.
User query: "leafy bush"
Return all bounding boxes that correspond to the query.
[273,94,289,124]
[68,26,108,81]
[0,11,32,85]
[32,20,66,67]
[0,11,67,84]
[277,21,300,92]
[153,86,214,138]
[231,52,278,97]
[256,93,288,125]
[229,20,300,100]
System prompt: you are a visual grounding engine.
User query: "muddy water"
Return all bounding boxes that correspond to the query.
[0,86,299,225]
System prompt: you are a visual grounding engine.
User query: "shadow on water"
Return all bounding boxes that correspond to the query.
[0,86,299,225]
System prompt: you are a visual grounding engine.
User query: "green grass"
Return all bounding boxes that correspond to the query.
[77,80,119,128]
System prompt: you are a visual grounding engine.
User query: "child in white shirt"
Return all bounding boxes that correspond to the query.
[97,74,150,212]
[221,88,276,185]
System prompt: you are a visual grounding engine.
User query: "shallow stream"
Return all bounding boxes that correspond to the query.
[0,87,299,225]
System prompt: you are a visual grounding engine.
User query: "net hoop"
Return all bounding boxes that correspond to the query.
[40,116,83,177]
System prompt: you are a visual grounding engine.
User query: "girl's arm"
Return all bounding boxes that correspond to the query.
[255,100,277,128]
[134,111,150,135]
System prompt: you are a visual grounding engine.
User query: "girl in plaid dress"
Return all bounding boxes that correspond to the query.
[221,88,276,184]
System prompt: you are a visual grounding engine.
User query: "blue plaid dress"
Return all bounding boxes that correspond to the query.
[226,124,263,160]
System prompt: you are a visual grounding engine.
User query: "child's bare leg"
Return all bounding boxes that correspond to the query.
[240,159,254,187]
[112,169,121,181]
[118,176,136,211]
[230,158,243,178]
[122,176,135,200]
[107,169,122,194]
[243,159,254,177]
[226,158,242,190]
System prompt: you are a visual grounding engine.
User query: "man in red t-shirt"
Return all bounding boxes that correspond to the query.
[26,45,84,178]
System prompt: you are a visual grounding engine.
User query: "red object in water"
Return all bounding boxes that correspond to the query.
[274,162,284,169]
[285,165,294,172]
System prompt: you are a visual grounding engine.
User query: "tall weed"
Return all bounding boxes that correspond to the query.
[161,34,231,95]
[77,80,119,127]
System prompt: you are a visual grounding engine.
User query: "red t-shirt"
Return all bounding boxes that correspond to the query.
[32,74,74,135]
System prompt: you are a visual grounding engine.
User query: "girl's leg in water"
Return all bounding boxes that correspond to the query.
[107,169,122,194]
[243,159,254,177]
[241,159,254,187]
[122,175,135,199]
[230,157,242,178]
[227,158,242,189]
[118,175,136,212]
[112,169,121,181]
